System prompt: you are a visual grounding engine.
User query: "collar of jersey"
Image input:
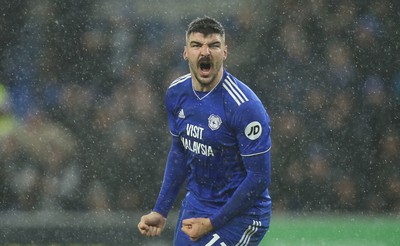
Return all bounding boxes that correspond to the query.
[192,70,227,100]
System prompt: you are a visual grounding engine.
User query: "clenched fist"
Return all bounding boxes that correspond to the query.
[138,211,166,237]
[181,217,213,241]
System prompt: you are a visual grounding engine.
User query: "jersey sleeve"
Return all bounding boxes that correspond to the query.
[165,88,179,136]
[209,152,271,229]
[152,89,187,217]
[153,135,188,217]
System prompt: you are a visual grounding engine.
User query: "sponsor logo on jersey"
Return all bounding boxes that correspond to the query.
[208,114,222,131]
[245,121,262,140]
[181,137,214,157]
[186,124,204,139]
[182,123,214,157]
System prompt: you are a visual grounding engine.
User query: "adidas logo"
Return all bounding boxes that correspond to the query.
[178,109,185,119]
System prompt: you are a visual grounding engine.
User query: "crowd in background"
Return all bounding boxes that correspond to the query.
[1,0,399,214]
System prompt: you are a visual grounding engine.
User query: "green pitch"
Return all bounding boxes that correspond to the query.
[260,214,400,246]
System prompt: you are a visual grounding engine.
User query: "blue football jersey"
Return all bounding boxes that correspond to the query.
[165,70,272,216]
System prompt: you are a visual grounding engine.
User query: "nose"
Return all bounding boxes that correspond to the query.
[200,45,210,56]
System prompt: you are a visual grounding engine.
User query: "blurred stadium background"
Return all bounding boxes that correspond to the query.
[1,0,399,245]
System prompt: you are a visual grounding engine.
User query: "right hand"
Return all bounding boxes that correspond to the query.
[137,211,167,237]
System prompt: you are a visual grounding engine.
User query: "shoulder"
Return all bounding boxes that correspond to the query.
[221,72,269,125]
[221,72,262,107]
[165,73,191,109]
[166,73,191,98]
[168,73,191,91]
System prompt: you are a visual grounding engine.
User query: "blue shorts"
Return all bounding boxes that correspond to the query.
[173,199,271,246]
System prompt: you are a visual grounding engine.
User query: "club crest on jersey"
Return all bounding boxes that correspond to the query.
[208,114,222,131]
[245,121,262,140]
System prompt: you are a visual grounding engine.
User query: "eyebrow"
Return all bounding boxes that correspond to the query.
[189,40,221,46]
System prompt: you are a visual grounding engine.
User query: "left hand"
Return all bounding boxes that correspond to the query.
[181,217,213,241]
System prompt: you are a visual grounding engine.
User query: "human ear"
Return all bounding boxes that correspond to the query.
[183,47,188,60]
[224,45,228,60]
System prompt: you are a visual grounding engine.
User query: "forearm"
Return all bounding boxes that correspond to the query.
[210,151,271,229]
[153,136,187,217]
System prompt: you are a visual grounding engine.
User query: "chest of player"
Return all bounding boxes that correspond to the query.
[175,94,236,152]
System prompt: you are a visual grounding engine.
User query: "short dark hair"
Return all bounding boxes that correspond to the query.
[186,16,225,40]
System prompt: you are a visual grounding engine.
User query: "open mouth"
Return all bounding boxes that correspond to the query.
[199,60,212,72]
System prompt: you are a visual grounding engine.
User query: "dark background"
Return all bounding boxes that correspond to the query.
[1,0,399,230]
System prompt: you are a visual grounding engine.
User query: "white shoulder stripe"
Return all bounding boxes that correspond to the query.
[223,76,249,106]
[226,76,249,101]
[225,79,246,103]
[223,83,242,105]
[169,73,191,88]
